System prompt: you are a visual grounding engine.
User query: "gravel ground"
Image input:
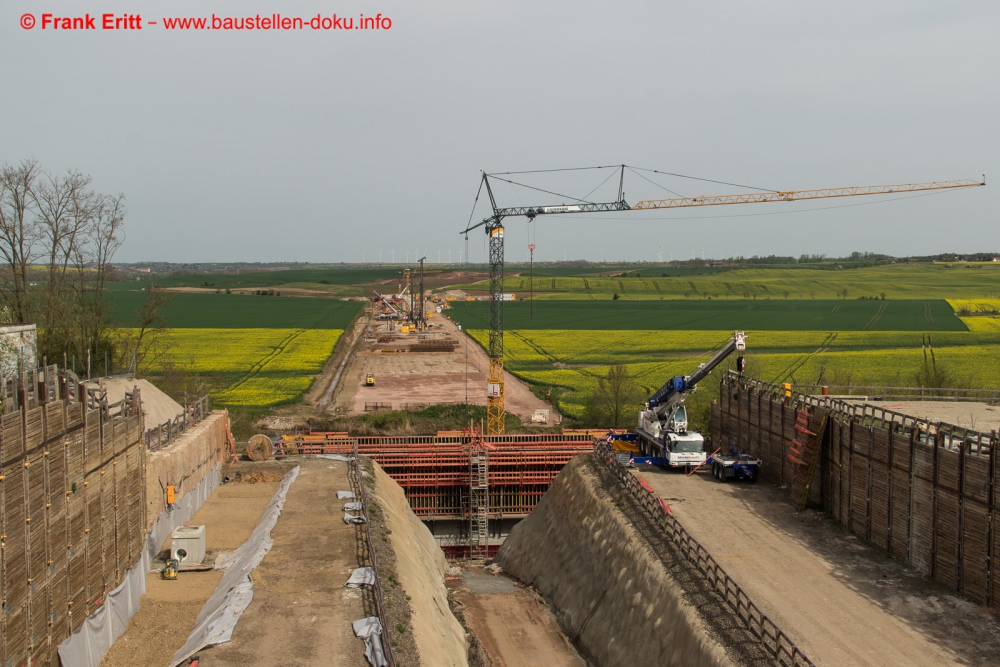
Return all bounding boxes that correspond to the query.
[99,478,282,667]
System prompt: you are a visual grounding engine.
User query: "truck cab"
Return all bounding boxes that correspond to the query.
[636,406,707,468]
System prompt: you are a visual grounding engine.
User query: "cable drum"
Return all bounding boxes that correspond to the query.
[246,434,273,461]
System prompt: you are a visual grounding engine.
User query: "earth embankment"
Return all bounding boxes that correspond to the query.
[496,456,732,667]
[372,462,468,667]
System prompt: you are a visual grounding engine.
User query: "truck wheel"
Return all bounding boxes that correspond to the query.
[720,467,729,483]
[712,463,719,479]
[749,468,759,484]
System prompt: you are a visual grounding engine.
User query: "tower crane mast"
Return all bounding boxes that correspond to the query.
[460,165,984,435]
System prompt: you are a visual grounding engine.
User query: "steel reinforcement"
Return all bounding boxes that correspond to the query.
[593,437,814,667]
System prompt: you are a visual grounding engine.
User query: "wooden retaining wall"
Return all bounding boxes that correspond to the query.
[0,370,145,667]
[712,372,999,606]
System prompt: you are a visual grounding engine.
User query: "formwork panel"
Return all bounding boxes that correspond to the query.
[937,448,960,493]
[46,400,65,439]
[5,609,28,667]
[912,440,934,482]
[24,407,43,449]
[869,460,890,550]
[27,450,48,585]
[910,477,934,575]
[3,461,27,614]
[28,584,49,666]
[850,456,869,537]
[964,455,990,504]
[1,410,24,463]
[85,413,101,472]
[872,426,891,464]
[961,501,989,603]
[66,402,84,430]
[934,490,960,589]
[890,467,911,561]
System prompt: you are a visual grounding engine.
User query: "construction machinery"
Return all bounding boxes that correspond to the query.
[711,448,762,482]
[459,165,985,434]
[365,373,375,387]
[635,331,747,468]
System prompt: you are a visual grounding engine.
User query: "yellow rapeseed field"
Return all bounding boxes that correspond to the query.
[469,327,1000,419]
[149,328,342,407]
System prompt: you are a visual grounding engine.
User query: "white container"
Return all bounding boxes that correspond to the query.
[171,525,206,564]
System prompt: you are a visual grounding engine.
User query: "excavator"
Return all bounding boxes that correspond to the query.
[614,331,746,469]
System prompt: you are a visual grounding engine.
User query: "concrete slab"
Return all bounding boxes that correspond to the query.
[851,400,1000,432]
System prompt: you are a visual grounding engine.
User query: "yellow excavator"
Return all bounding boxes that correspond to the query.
[365,373,375,387]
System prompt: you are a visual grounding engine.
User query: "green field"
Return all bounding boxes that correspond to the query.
[111,291,363,328]
[458,264,1000,300]
[449,299,967,331]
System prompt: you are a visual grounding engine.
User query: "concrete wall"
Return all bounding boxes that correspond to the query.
[496,456,733,667]
[372,462,468,667]
[145,411,228,523]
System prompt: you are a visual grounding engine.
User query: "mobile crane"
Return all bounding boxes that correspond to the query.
[635,331,747,468]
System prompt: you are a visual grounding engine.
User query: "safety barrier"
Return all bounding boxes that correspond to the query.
[593,437,814,667]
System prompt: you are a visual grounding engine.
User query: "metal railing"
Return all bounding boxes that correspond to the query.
[352,440,397,667]
[145,394,211,450]
[594,437,814,667]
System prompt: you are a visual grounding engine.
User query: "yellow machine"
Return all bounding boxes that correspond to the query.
[365,373,375,387]
[161,558,179,580]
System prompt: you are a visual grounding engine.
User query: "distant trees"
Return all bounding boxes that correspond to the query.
[0,159,126,371]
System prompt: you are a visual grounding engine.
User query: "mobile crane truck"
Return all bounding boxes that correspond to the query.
[623,331,747,469]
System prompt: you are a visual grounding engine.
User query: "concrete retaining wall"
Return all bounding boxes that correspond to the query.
[145,411,229,523]
[496,456,732,667]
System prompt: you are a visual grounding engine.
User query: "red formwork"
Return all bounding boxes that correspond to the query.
[279,431,594,518]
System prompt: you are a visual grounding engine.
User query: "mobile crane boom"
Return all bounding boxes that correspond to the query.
[636,331,746,467]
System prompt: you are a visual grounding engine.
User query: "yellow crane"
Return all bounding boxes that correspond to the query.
[460,167,985,434]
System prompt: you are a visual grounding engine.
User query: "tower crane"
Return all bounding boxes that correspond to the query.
[459,165,985,434]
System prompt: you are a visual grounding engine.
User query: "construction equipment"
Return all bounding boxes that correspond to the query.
[635,331,747,468]
[459,166,985,434]
[711,447,762,483]
[365,373,375,386]
[161,557,179,580]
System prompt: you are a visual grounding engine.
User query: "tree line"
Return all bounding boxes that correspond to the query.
[0,159,163,377]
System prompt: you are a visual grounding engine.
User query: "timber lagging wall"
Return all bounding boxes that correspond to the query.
[712,371,1000,607]
[1,368,145,667]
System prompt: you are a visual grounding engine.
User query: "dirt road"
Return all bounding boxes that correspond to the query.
[636,467,1000,667]
[201,459,368,666]
[449,569,586,667]
[337,304,557,423]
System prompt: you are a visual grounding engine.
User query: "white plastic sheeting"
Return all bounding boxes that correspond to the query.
[343,501,363,511]
[338,490,357,499]
[57,463,222,667]
[345,567,376,588]
[168,466,300,667]
[353,617,389,667]
[344,512,368,524]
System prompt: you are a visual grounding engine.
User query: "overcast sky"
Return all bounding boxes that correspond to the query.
[2,1,996,264]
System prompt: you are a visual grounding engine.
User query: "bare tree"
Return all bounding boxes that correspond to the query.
[0,160,43,323]
[586,364,644,428]
[0,160,128,371]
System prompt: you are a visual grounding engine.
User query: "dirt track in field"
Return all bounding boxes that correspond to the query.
[635,466,1000,667]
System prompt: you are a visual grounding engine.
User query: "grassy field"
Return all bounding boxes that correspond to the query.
[457,263,1000,300]
[449,299,967,331]
[149,328,343,407]
[111,291,363,328]
[465,322,1000,420]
